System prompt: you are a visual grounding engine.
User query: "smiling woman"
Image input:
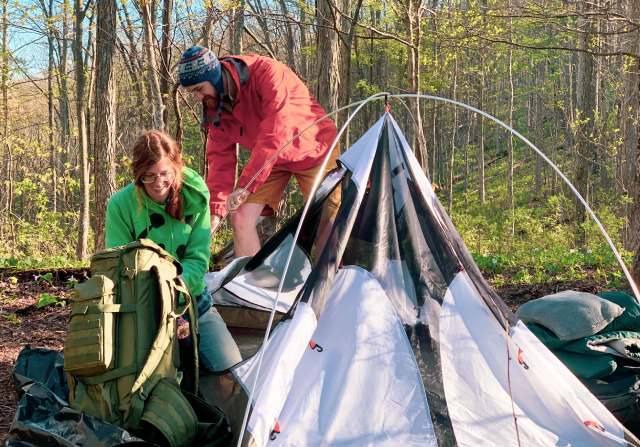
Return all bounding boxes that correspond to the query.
[104,130,242,372]
[130,131,184,218]
[139,160,176,203]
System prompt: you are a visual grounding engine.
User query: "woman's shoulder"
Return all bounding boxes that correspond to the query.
[108,182,137,209]
[182,166,205,185]
[181,167,209,208]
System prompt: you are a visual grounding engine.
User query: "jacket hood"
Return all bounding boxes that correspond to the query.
[180,166,210,214]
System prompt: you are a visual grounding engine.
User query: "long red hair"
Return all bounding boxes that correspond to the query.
[132,130,184,220]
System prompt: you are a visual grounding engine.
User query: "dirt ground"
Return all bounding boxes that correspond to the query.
[0,267,613,443]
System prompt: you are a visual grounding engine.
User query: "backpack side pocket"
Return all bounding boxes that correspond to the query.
[64,275,116,376]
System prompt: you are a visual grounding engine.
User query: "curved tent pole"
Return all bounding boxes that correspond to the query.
[235,92,391,447]
[391,93,640,302]
[251,91,640,309]
[235,91,639,446]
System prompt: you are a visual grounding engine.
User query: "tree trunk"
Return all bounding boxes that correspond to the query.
[477,0,487,204]
[231,0,245,53]
[58,0,71,210]
[315,0,340,114]
[118,5,146,130]
[574,5,596,237]
[594,15,608,194]
[407,0,426,171]
[338,0,363,145]
[0,0,9,215]
[633,85,640,283]
[534,60,545,198]
[478,61,486,204]
[159,0,173,126]
[623,0,640,252]
[59,0,71,139]
[75,0,90,260]
[140,0,165,130]
[448,55,458,215]
[464,91,471,205]
[42,0,58,212]
[93,0,118,250]
[278,0,297,73]
[199,6,217,48]
[246,0,275,56]
[432,104,438,182]
[631,0,640,283]
[507,0,514,236]
[299,1,309,80]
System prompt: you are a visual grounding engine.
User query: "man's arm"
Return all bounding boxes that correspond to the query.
[206,136,238,217]
[236,65,292,193]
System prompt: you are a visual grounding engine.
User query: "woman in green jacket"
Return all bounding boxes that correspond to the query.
[105,130,241,371]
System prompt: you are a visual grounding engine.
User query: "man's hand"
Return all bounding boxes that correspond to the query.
[226,188,249,212]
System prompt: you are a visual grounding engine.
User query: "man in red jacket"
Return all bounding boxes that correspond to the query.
[178,46,339,257]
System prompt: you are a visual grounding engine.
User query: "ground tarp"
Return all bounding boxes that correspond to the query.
[5,347,149,447]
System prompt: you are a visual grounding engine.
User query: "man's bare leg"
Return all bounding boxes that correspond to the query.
[312,205,336,261]
[230,202,265,257]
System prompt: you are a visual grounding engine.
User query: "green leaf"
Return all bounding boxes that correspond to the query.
[36,293,59,308]
[41,272,54,283]
[2,313,21,325]
[66,275,79,287]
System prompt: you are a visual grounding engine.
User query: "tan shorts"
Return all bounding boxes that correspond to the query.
[246,147,341,216]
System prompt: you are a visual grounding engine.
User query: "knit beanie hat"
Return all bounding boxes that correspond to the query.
[177,46,225,97]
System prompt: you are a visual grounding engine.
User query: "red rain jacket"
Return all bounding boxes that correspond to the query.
[205,55,337,217]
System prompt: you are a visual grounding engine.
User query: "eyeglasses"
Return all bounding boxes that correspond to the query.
[140,170,175,184]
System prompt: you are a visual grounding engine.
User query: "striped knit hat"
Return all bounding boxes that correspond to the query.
[177,46,224,96]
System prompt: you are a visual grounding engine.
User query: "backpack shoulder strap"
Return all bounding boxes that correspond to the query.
[126,267,195,427]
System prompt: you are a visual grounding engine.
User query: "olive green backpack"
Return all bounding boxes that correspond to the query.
[64,239,211,447]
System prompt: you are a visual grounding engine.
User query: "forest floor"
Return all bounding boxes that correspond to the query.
[0,267,614,442]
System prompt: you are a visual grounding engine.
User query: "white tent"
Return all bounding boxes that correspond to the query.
[202,113,640,447]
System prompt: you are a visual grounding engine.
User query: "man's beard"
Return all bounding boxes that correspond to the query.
[204,95,218,109]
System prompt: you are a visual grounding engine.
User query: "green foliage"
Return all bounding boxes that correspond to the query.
[211,223,234,253]
[0,211,90,269]
[355,79,382,98]
[450,151,632,288]
[13,178,49,216]
[37,272,54,283]
[2,0,637,290]
[66,275,79,287]
[36,292,62,308]
[473,253,511,274]
[2,313,21,325]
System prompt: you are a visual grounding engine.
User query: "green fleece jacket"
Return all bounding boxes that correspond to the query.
[105,167,210,297]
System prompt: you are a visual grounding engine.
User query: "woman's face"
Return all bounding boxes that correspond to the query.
[140,156,176,203]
